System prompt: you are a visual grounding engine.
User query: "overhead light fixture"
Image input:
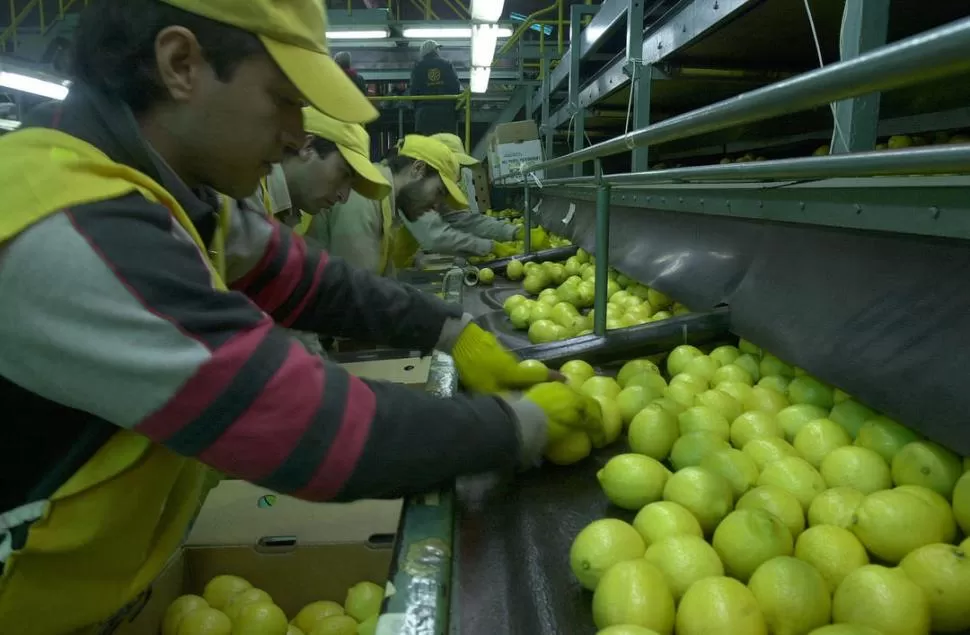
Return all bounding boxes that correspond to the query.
[0,119,21,131]
[327,28,390,40]
[402,26,512,40]
[0,71,68,100]
[471,0,506,22]
[470,66,491,93]
[471,24,501,67]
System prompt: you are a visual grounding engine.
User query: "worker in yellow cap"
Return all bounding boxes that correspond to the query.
[0,1,605,632]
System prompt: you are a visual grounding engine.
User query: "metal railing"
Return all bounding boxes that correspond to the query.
[368,92,472,153]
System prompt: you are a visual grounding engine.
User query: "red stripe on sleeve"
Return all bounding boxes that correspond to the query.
[250,232,307,314]
[232,222,283,291]
[279,252,329,328]
[196,342,324,481]
[135,320,275,442]
[295,376,376,500]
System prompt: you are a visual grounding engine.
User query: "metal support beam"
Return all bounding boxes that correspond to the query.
[569,5,598,177]
[541,55,553,160]
[627,0,649,172]
[524,185,533,254]
[831,0,890,154]
[592,170,611,336]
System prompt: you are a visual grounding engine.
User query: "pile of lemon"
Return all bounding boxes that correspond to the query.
[162,576,384,635]
[560,341,970,635]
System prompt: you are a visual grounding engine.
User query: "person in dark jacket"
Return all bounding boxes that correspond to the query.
[335,50,368,95]
[410,40,461,135]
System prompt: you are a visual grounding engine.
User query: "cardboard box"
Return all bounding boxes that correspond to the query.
[470,164,492,213]
[488,120,545,184]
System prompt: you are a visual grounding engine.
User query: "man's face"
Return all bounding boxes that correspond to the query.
[153,27,306,198]
[285,142,354,213]
[396,162,448,220]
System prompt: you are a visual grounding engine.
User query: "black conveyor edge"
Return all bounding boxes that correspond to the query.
[476,245,579,274]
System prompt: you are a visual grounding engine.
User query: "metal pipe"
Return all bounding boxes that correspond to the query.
[497,2,559,57]
[523,185,532,254]
[525,16,970,174]
[592,179,610,336]
[368,94,465,102]
[464,92,471,153]
[557,0,564,54]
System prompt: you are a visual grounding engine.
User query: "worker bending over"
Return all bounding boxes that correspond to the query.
[0,0,604,632]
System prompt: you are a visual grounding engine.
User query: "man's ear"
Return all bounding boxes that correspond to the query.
[411,160,429,179]
[298,135,315,160]
[154,26,206,102]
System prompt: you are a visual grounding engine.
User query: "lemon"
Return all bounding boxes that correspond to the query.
[233,603,288,635]
[667,344,703,376]
[832,565,931,635]
[355,617,376,635]
[632,501,703,547]
[695,390,743,423]
[794,418,851,468]
[662,466,734,534]
[738,338,762,356]
[344,581,383,622]
[163,596,210,635]
[592,560,675,632]
[617,358,660,386]
[176,608,231,635]
[712,509,793,582]
[828,400,876,439]
[854,416,919,463]
[748,556,831,635]
[851,487,954,563]
[643,534,724,601]
[758,375,791,396]
[743,386,789,415]
[807,487,864,528]
[757,456,826,510]
[224,589,274,623]
[308,615,357,635]
[808,626,883,635]
[203,575,252,611]
[597,627,662,635]
[900,543,970,632]
[776,405,829,442]
[787,377,834,409]
[736,485,805,540]
[287,625,305,635]
[544,430,592,465]
[676,576,767,635]
[597,454,671,510]
[953,472,970,534]
[820,446,891,494]
[700,448,759,498]
[292,602,345,634]
[894,485,957,543]
[625,371,669,399]
[709,345,741,367]
[615,386,651,426]
[628,405,679,460]
[570,518,646,590]
[743,437,799,470]
[795,525,869,592]
[593,397,624,448]
[730,412,783,450]
[670,432,731,471]
[560,359,596,385]
[650,396,687,417]
[716,382,755,408]
[734,354,762,383]
[678,406,730,440]
[891,440,962,498]
[581,375,623,400]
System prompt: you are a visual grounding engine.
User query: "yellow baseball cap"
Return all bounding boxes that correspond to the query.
[399,135,468,209]
[431,133,478,166]
[160,0,377,124]
[302,107,390,200]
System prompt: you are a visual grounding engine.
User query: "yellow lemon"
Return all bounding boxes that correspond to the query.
[581,375,622,400]
[748,556,831,635]
[233,602,288,635]
[344,581,384,622]
[712,509,793,582]
[628,405,679,461]
[643,534,723,601]
[807,487,864,528]
[308,615,357,635]
[202,575,252,611]
[730,411,783,450]
[695,389,743,423]
[224,589,273,623]
[953,471,970,535]
[808,625,884,635]
[662,466,734,535]
[176,608,231,635]
[736,485,805,540]
[854,416,919,463]
[615,386,651,426]
[292,602,345,634]
[617,358,660,386]
[743,437,798,470]
[700,448,760,499]
[597,454,671,510]
[828,399,876,439]
[676,576,767,635]
[757,456,826,510]
[776,405,829,442]
[716,380,754,404]
[560,359,596,385]
[891,440,962,498]
[356,617,377,635]
[592,560,675,632]
[820,446,891,494]
[287,626,305,635]
[544,430,592,465]
[593,396,624,448]
[794,418,851,468]
[851,487,954,563]
[632,501,703,548]
[678,406,730,440]
[163,595,209,635]
[569,518,646,591]
[597,627,662,635]
[832,565,931,635]
[900,543,970,632]
[895,485,957,543]
[794,525,868,592]
[670,432,731,471]
[743,386,789,415]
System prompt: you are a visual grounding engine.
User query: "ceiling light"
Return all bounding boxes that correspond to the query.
[470,66,491,93]
[327,28,390,40]
[402,27,471,39]
[471,24,500,67]
[471,0,506,22]
[0,71,68,100]
[0,119,21,131]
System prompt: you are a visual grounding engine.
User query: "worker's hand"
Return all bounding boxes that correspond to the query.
[524,382,606,448]
[492,241,520,258]
[530,227,551,250]
[452,323,551,393]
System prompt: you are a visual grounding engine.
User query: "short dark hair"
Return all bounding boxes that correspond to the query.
[383,146,442,180]
[309,136,339,158]
[72,0,266,113]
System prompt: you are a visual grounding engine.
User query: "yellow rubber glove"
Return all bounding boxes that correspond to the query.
[452,323,550,393]
[492,241,520,258]
[530,227,551,250]
[524,382,606,448]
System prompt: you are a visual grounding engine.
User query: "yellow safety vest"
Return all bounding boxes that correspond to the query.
[389,206,420,271]
[0,128,223,634]
[258,176,313,236]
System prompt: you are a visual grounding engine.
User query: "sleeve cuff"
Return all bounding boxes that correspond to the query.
[504,397,547,469]
[435,312,473,353]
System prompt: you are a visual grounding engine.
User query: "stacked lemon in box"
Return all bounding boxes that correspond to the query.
[545,341,970,635]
